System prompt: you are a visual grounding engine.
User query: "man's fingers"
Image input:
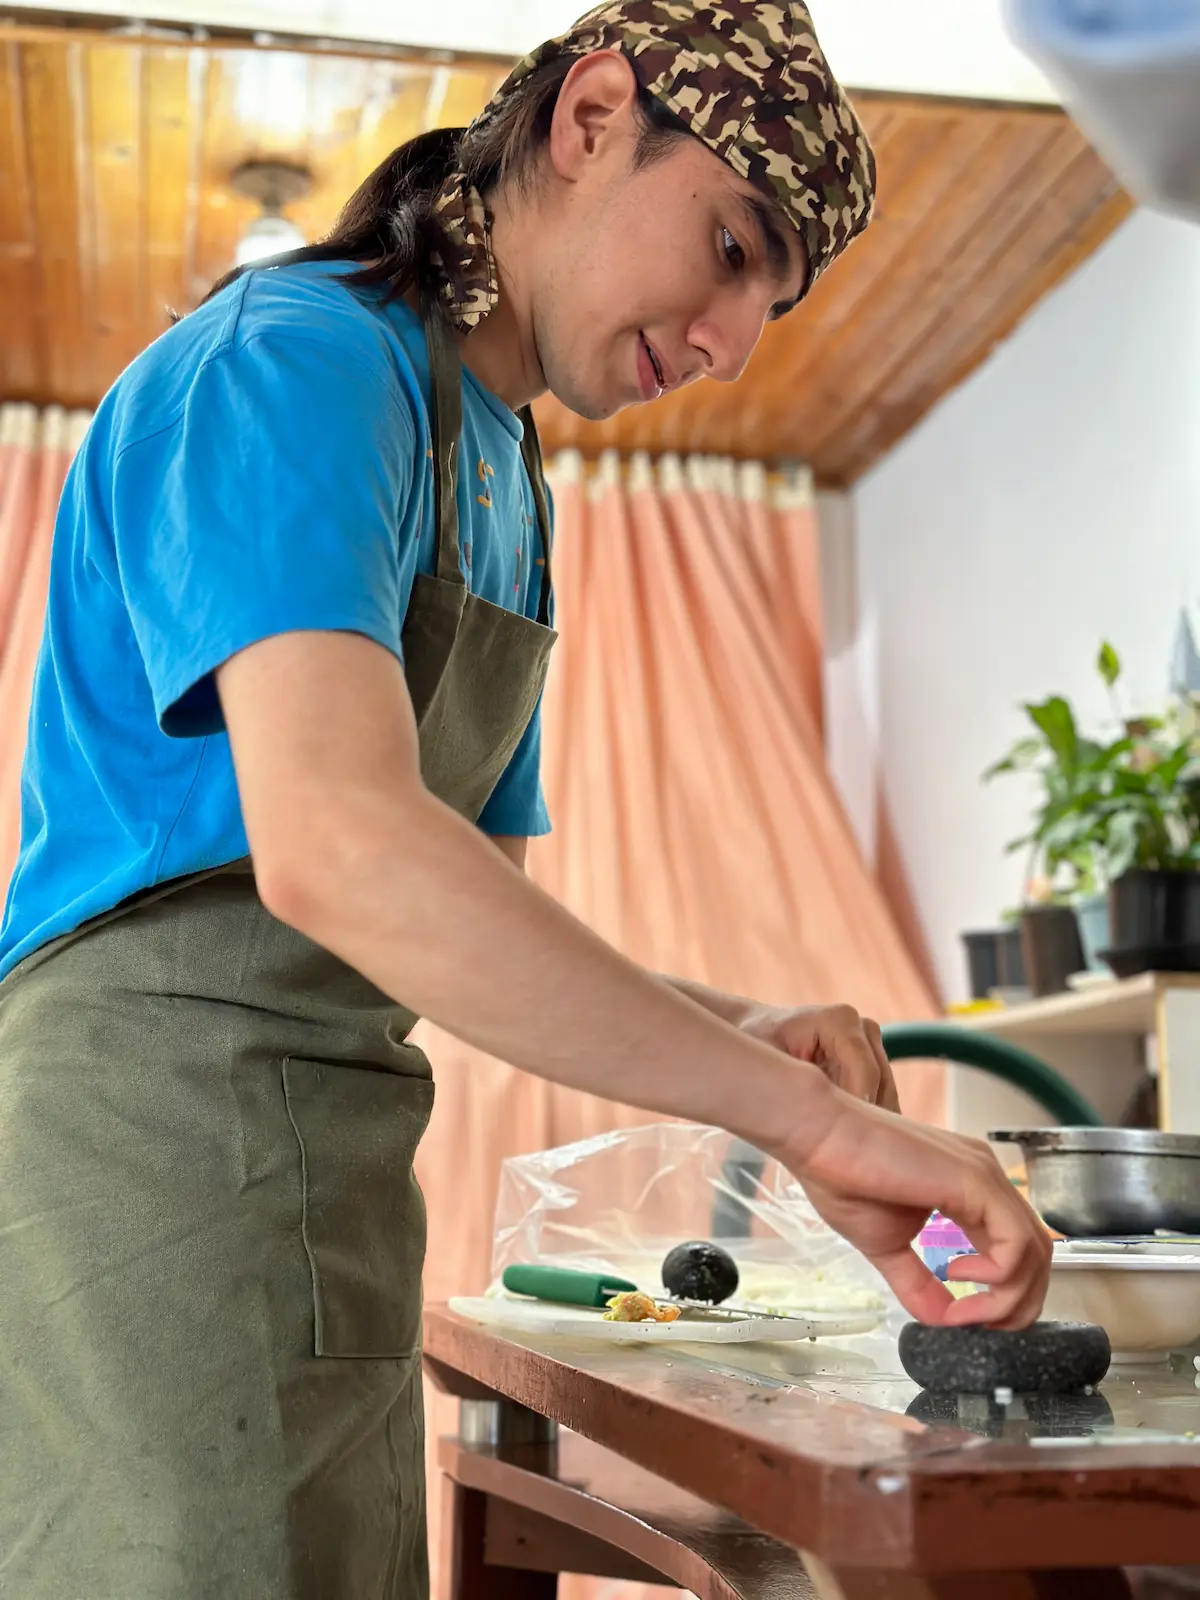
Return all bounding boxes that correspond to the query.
[838,1036,883,1102]
[815,1009,884,1104]
[864,1018,902,1113]
[873,1246,957,1325]
[939,1210,1051,1330]
[942,1280,1041,1329]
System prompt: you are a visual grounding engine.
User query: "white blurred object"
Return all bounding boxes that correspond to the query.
[234,214,307,266]
[1008,0,1200,224]
[1169,607,1200,697]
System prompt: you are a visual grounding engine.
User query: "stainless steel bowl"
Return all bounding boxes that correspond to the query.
[989,1127,1200,1238]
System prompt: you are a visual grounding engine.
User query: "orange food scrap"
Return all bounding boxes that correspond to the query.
[602,1291,681,1323]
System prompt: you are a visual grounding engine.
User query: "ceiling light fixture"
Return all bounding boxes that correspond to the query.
[231,160,313,268]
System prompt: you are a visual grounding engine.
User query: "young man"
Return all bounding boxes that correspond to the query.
[0,2,1051,1594]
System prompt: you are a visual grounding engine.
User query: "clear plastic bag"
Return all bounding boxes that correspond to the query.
[491,1121,896,1315]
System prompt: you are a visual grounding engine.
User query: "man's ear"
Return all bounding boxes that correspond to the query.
[546,49,641,183]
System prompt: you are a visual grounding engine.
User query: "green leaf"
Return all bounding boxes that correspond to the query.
[1025,697,1079,773]
[1097,640,1121,688]
[1093,736,1134,769]
[1104,810,1142,879]
[1152,746,1192,791]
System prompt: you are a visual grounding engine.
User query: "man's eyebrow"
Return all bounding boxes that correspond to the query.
[739,192,794,280]
[738,191,808,317]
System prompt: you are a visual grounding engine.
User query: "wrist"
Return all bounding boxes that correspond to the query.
[733,1052,844,1169]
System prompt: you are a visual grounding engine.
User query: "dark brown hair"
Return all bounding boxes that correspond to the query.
[202,52,689,312]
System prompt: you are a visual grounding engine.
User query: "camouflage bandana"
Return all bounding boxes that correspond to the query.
[429,170,498,332]
[470,0,875,303]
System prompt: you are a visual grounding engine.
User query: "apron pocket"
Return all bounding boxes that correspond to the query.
[282,1056,434,1359]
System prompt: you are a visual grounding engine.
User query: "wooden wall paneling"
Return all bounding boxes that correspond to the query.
[0,41,40,400]
[143,46,201,341]
[0,23,1132,482]
[192,49,256,295]
[435,61,508,132]
[671,109,910,456]
[805,116,1097,476]
[85,43,149,383]
[21,39,88,406]
[756,110,1033,457]
[289,54,370,246]
[714,107,965,459]
[821,141,1131,482]
[332,60,437,218]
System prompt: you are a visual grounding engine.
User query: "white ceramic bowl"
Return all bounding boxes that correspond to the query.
[1045,1248,1200,1362]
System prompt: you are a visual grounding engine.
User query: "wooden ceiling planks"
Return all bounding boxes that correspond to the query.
[0,21,1131,485]
[0,37,39,401]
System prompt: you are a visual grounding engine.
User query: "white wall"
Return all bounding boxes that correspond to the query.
[830,208,1200,1003]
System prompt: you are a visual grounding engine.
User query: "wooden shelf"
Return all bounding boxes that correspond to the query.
[955,972,1200,1041]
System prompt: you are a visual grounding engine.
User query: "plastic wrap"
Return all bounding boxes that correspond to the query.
[491,1121,896,1315]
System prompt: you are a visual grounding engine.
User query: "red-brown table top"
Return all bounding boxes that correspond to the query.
[424,1306,1200,1574]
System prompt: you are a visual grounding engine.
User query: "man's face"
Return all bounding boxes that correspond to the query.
[524,57,809,423]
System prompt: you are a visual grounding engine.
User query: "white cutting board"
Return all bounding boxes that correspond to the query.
[448,1295,883,1344]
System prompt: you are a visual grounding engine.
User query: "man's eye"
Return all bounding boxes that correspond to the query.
[722,227,745,270]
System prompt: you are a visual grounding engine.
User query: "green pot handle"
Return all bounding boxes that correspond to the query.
[881,1023,1104,1127]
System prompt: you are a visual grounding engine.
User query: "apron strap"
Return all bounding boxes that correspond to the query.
[423,300,554,626]
[423,305,467,588]
[517,405,554,628]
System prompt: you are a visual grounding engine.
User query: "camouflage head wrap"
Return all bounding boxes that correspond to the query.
[433,0,875,331]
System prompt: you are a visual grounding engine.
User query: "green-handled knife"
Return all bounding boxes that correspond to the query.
[500,1264,810,1324]
[502,1264,639,1308]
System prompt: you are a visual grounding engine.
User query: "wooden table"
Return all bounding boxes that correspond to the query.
[425,1305,1200,1599]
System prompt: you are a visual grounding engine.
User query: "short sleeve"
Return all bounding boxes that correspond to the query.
[477,694,551,838]
[111,329,417,737]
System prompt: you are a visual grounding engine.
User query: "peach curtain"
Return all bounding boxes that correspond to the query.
[0,403,90,890]
[417,449,943,1600]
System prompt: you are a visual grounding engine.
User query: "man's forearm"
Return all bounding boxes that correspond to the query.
[661,974,757,1028]
[492,836,763,1032]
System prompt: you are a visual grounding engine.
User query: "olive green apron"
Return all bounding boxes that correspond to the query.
[0,303,555,1599]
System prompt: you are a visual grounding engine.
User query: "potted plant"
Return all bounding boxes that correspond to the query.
[960,920,1027,1000]
[985,642,1200,987]
[983,649,1114,993]
[1092,697,1200,974]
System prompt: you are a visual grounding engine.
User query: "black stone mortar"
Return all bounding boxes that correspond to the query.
[898,1321,1111,1396]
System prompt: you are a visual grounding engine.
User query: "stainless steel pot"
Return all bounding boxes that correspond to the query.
[989,1127,1200,1238]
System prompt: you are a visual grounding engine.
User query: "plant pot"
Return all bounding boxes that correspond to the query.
[1074,891,1112,973]
[1019,905,1084,997]
[961,927,1027,1000]
[1102,868,1200,977]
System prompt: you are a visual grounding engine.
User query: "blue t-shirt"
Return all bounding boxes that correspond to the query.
[0,260,551,980]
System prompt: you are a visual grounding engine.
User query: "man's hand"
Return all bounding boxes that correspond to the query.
[739,1003,901,1113]
[779,1089,1053,1329]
